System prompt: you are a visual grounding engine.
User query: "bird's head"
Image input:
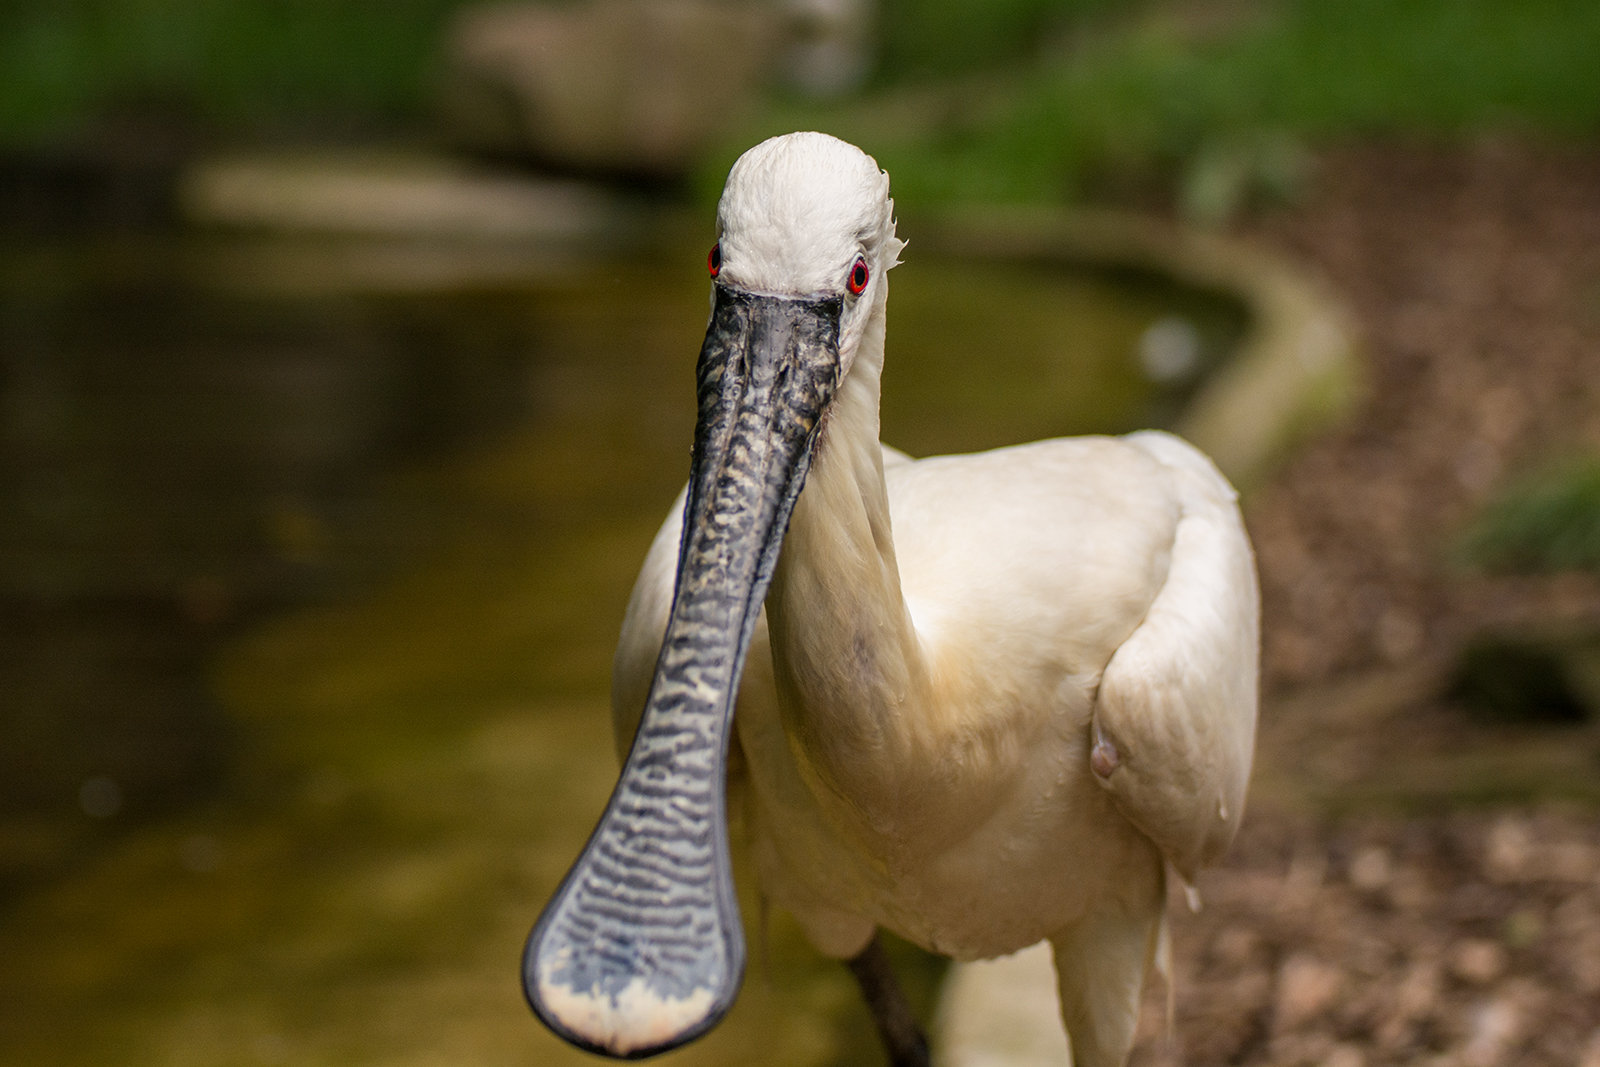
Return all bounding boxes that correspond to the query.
[711,131,902,383]
[523,132,895,1060]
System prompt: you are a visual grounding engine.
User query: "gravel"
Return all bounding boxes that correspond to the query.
[1130,811,1600,1067]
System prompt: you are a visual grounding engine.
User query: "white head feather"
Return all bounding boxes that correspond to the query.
[715,132,904,300]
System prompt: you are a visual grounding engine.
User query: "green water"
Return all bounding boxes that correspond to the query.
[0,232,1243,1067]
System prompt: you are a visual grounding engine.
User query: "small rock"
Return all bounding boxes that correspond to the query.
[1459,996,1520,1067]
[1275,954,1344,1031]
[1377,958,1440,1049]
[1324,1043,1366,1067]
[1450,939,1506,984]
[1349,845,1393,891]
[1484,816,1533,882]
[1580,1027,1600,1067]
[1396,958,1442,1016]
[1210,925,1261,968]
[1138,317,1203,383]
[1546,841,1597,881]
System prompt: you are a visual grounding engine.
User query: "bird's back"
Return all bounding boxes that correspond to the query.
[886,435,1183,703]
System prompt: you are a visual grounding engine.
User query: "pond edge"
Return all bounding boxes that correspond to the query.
[911,208,1362,496]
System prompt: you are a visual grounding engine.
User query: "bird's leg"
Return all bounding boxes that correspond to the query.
[846,934,931,1067]
[1048,852,1166,1067]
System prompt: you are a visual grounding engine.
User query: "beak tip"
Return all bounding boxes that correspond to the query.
[527,956,729,1057]
[523,862,745,1057]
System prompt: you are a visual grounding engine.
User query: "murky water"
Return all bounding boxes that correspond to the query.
[0,229,1243,1066]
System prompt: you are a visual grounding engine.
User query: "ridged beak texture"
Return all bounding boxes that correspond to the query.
[524,284,844,1058]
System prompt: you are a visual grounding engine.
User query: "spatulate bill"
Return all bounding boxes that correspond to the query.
[524,285,843,1058]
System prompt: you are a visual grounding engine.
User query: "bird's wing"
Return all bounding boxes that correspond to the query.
[1091,431,1259,883]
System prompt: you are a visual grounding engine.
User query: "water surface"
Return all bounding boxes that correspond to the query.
[0,230,1244,1066]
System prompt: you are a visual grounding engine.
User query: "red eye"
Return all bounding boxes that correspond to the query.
[847,257,869,295]
[708,243,722,278]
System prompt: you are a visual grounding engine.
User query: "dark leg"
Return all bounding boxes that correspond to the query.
[846,933,931,1067]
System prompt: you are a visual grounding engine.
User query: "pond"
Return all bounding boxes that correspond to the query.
[0,227,1245,1067]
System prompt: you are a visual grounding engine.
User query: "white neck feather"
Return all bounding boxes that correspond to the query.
[765,284,934,841]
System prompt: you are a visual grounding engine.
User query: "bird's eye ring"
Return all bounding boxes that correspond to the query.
[847,257,869,295]
[708,243,722,278]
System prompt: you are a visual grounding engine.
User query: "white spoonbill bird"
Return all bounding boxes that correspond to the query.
[525,132,1259,1067]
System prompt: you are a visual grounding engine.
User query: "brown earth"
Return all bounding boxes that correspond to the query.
[1128,141,1600,1066]
[1132,809,1600,1067]
[1245,138,1600,690]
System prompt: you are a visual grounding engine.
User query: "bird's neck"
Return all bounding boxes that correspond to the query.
[765,293,933,830]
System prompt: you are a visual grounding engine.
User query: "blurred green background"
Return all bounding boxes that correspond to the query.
[2,0,1598,204]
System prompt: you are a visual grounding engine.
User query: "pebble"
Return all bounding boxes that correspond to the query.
[1324,1044,1366,1067]
[1580,1029,1600,1067]
[1210,925,1260,967]
[1485,817,1533,883]
[1275,954,1344,1031]
[1459,996,1519,1067]
[1349,845,1392,891]
[1450,940,1506,985]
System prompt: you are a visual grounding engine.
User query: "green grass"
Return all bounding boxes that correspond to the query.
[1456,456,1600,574]
[0,0,1136,142]
[723,0,1600,208]
[0,0,475,141]
[871,0,1129,84]
[3,0,1599,210]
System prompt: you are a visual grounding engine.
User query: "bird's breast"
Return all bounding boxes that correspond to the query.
[738,438,1185,953]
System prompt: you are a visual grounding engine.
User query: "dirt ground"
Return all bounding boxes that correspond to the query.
[1131,808,1600,1067]
[1245,139,1600,689]
[1127,142,1600,1066]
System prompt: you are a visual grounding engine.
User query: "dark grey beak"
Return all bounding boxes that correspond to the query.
[523,284,844,1057]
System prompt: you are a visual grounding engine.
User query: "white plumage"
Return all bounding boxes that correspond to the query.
[611,132,1258,1067]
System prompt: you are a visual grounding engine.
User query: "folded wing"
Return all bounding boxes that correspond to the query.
[1090,431,1259,883]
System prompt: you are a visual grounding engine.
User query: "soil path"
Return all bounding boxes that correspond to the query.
[1129,142,1600,1067]
[1246,139,1600,689]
